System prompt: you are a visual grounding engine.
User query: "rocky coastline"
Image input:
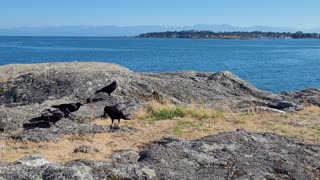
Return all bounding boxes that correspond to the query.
[0,62,319,179]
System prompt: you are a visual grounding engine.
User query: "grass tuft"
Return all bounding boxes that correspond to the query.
[152,107,187,120]
[143,101,217,121]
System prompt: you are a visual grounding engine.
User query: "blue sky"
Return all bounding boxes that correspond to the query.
[1,0,319,28]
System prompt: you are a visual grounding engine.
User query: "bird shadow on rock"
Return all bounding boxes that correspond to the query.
[22,118,51,130]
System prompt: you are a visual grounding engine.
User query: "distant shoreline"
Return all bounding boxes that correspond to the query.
[1,35,320,40]
[138,30,320,40]
[0,34,320,40]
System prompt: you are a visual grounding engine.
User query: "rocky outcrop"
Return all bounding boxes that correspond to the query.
[0,131,319,179]
[0,63,275,108]
[1,62,320,179]
[1,62,319,136]
[281,88,320,107]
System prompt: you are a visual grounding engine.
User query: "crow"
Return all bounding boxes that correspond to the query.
[27,109,64,128]
[40,109,64,126]
[103,105,130,129]
[51,102,83,118]
[95,81,117,96]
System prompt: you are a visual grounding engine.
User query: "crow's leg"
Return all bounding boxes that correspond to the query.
[102,110,107,120]
[69,113,76,120]
[49,121,53,127]
[110,119,114,130]
[62,109,68,118]
[115,119,120,127]
[64,113,69,118]
[66,109,76,119]
[52,122,58,128]
[67,109,73,117]
[47,117,55,128]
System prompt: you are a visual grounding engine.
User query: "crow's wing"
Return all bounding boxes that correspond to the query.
[109,84,117,93]
[51,104,65,111]
[51,110,64,121]
[41,111,53,117]
[52,109,64,115]
[108,107,126,119]
[66,104,77,112]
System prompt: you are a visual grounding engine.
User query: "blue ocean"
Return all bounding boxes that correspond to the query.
[0,36,319,93]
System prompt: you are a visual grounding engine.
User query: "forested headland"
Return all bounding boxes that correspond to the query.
[138,30,320,39]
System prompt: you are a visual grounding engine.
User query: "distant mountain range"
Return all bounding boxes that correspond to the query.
[0,24,319,36]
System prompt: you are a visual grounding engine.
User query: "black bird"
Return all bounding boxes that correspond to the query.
[103,105,130,129]
[95,81,117,96]
[41,109,64,126]
[51,102,83,118]
[27,109,64,127]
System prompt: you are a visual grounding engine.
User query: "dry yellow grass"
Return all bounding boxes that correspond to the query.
[0,102,319,163]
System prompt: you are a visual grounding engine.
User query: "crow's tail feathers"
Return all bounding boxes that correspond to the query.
[29,117,44,123]
[95,90,102,94]
[51,105,59,109]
